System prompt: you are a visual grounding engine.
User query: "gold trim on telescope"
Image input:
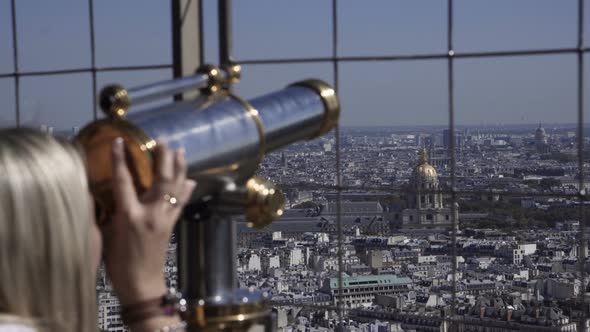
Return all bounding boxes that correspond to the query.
[244,177,285,229]
[290,79,340,138]
[99,84,130,119]
[221,62,242,86]
[75,119,156,224]
[196,64,224,95]
[185,300,270,330]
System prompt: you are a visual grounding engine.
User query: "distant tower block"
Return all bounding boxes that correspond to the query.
[443,129,465,156]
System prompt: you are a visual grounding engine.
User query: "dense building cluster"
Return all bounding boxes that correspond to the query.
[93,123,590,331]
[240,124,590,331]
[237,225,589,331]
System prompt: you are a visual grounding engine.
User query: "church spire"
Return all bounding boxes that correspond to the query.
[420,147,428,164]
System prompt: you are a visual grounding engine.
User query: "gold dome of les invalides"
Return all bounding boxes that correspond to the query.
[412,148,438,181]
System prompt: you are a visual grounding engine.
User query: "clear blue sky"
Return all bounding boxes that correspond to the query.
[0,0,587,130]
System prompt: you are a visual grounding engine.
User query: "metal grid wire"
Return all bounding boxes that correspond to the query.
[1,0,588,329]
[0,0,174,122]
[227,0,589,327]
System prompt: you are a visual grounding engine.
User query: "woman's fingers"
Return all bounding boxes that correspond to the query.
[179,179,197,204]
[145,144,186,201]
[111,138,139,211]
[163,179,196,212]
[133,142,194,223]
[167,180,197,222]
[173,148,187,185]
[155,140,174,182]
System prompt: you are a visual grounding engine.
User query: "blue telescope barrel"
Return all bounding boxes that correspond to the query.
[76,77,339,221]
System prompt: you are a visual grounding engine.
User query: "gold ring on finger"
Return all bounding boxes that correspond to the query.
[163,193,179,207]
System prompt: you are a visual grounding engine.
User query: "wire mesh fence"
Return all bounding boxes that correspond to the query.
[227,0,589,328]
[1,0,588,330]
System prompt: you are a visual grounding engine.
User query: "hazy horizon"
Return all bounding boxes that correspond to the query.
[342,122,588,129]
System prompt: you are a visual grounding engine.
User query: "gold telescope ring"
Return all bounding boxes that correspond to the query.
[163,193,179,207]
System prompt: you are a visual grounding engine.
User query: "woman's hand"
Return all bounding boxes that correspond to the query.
[103,138,196,305]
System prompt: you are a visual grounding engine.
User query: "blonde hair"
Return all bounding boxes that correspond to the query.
[0,128,96,331]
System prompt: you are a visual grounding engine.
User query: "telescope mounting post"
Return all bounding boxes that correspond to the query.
[178,177,282,332]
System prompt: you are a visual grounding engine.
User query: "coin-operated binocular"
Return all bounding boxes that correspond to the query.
[76,64,339,331]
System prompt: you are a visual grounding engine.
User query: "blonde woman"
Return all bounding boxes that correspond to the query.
[0,128,195,332]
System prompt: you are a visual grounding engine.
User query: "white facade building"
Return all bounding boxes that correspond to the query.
[97,292,125,332]
[248,254,261,271]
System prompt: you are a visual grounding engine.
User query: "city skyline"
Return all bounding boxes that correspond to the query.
[2,2,590,331]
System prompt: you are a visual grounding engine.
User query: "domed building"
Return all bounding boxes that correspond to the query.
[408,149,443,209]
[401,148,458,229]
[535,123,550,153]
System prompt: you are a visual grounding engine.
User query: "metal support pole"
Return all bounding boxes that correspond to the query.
[178,213,237,300]
[178,199,272,331]
[218,0,233,66]
[172,0,203,100]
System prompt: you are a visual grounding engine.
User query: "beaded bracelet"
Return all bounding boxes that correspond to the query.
[121,288,186,326]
